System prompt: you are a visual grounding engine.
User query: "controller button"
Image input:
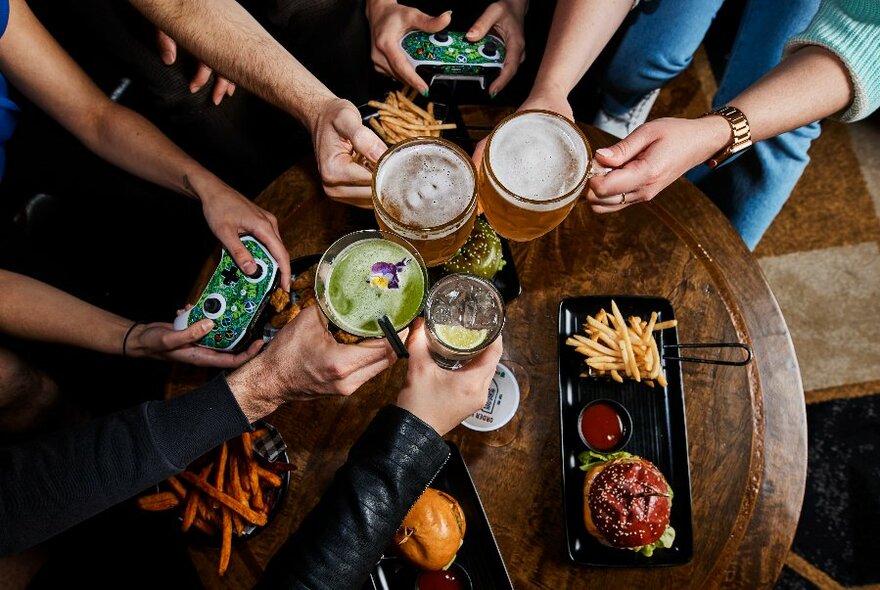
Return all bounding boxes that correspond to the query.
[249,264,264,280]
[434,32,448,43]
[221,267,240,285]
[203,296,222,315]
[483,42,497,57]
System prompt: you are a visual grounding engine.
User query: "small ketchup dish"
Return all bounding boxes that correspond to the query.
[577,399,633,453]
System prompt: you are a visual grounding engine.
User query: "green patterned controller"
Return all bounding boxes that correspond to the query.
[173,236,279,351]
[401,30,505,90]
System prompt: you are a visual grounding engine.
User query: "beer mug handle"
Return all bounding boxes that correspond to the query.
[586,159,612,180]
[353,151,376,172]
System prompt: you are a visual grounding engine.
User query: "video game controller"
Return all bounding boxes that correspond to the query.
[173,236,279,352]
[401,30,505,90]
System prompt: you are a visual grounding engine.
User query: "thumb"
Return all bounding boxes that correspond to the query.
[417,10,453,34]
[594,126,657,167]
[335,106,387,163]
[167,319,214,349]
[156,29,177,66]
[467,4,503,41]
[404,318,431,363]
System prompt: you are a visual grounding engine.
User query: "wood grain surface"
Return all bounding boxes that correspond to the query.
[165,125,806,590]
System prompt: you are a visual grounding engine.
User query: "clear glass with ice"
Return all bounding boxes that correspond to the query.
[424,273,505,370]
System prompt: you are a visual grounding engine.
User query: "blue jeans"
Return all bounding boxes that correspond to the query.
[599,0,822,249]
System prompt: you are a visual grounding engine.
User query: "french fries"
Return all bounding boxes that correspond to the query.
[366,86,457,145]
[136,431,295,576]
[566,300,678,388]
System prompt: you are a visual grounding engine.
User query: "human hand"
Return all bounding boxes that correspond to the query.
[227,305,403,421]
[309,97,388,208]
[188,173,291,289]
[395,318,503,435]
[126,318,264,367]
[466,0,527,96]
[587,116,731,213]
[366,0,452,96]
[156,29,235,105]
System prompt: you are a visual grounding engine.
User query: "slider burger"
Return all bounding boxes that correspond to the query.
[580,451,676,556]
[394,488,466,571]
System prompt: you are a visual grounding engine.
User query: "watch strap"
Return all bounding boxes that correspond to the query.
[704,105,752,168]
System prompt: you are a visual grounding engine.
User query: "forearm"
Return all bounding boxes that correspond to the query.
[129,0,336,130]
[258,406,450,590]
[0,270,132,354]
[0,375,250,555]
[84,103,222,201]
[727,46,853,142]
[530,0,632,98]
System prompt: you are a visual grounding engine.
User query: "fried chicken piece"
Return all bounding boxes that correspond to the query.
[268,288,290,313]
[270,303,301,328]
[333,330,363,344]
[290,267,316,291]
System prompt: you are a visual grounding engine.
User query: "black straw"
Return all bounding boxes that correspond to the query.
[378,315,409,359]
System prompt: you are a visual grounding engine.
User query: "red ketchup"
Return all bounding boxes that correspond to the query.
[417,568,466,590]
[580,402,624,451]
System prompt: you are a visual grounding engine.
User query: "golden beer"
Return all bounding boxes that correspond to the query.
[480,110,592,242]
[372,137,478,267]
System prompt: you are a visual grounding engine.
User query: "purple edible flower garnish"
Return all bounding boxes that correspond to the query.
[369,258,410,289]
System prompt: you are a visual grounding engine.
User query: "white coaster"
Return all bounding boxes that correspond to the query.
[461,362,520,432]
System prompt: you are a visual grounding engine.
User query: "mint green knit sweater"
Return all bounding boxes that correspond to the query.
[786,0,880,122]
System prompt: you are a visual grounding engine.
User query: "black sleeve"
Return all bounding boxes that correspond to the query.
[0,374,251,556]
[258,405,450,590]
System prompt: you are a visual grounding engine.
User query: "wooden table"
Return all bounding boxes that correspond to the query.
[166,123,807,589]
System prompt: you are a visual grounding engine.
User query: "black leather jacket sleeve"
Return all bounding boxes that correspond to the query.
[258,405,450,590]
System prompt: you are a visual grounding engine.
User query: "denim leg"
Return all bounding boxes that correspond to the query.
[687,0,822,249]
[599,0,726,117]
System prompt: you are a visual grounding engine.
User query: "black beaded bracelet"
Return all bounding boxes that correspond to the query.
[122,321,143,357]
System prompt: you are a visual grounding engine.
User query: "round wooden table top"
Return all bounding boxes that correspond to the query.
[165,124,806,590]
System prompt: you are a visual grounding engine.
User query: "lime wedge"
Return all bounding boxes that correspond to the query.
[435,324,488,350]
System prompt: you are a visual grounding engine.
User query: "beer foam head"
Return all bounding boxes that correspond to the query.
[488,112,588,201]
[375,141,475,231]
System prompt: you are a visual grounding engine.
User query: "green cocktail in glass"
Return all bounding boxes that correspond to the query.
[316,230,428,338]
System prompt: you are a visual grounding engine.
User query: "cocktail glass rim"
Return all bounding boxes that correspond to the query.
[425,272,505,355]
[371,136,478,236]
[482,109,593,208]
[315,229,428,338]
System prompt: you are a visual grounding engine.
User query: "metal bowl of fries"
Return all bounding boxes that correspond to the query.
[358,86,457,146]
[136,421,293,576]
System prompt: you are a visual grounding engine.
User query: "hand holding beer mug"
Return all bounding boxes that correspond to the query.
[479,110,606,242]
[372,137,478,267]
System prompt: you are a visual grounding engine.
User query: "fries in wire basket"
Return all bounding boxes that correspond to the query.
[135,430,296,576]
[366,86,457,145]
[565,300,678,388]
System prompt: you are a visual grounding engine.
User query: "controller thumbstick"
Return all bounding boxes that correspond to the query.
[203,297,222,315]
[483,42,497,57]
[434,32,449,43]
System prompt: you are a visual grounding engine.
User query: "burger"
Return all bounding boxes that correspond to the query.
[580,451,676,556]
[443,217,506,280]
[394,488,466,570]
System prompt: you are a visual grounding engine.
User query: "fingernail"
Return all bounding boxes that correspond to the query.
[227,85,235,97]
[242,260,257,275]
[466,29,476,39]
[213,95,222,106]
[490,92,497,100]
[200,319,214,332]
[160,51,174,65]
[422,88,429,97]
[189,83,199,94]
[596,148,613,158]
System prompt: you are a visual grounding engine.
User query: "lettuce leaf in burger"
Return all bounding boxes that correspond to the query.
[579,450,675,557]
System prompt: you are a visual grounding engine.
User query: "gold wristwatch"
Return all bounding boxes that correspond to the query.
[704,105,752,168]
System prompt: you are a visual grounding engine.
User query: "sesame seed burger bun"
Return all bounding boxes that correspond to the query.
[394,488,466,571]
[583,455,672,550]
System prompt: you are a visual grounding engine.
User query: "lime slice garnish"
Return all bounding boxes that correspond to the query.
[435,324,488,350]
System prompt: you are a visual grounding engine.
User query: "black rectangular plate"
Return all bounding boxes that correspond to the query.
[558,296,693,567]
[365,442,514,590]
